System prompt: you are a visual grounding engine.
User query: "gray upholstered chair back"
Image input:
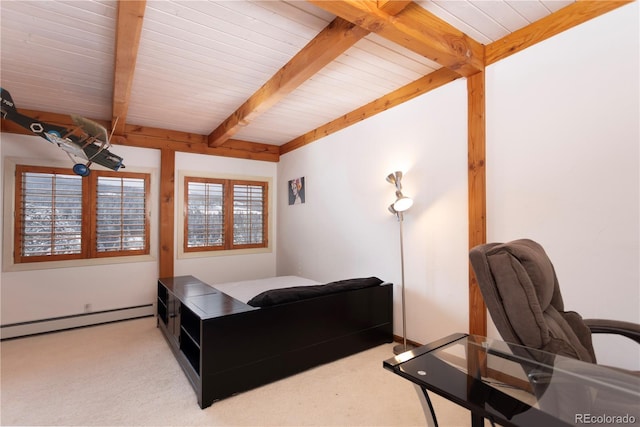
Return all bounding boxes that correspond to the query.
[469,239,597,363]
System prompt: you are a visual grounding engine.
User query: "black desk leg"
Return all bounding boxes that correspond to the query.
[471,413,484,427]
[415,386,439,427]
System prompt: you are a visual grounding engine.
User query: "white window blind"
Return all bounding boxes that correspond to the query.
[233,183,264,245]
[186,180,225,248]
[97,176,147,252]
[19,171,83,257]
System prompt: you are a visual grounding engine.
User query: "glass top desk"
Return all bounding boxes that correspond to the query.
[384,333,640,427]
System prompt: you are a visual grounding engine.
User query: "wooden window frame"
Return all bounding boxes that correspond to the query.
[184,176,268,253]
[14,165,150,263]
[92,170,151,258]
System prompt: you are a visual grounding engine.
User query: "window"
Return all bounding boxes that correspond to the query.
[14,165,150,263]
[95,175,148,255]
[184,177,268,252]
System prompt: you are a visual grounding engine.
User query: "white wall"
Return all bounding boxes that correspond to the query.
[277,79,471,345]
[278,2,639,367]
[486,2,639,369]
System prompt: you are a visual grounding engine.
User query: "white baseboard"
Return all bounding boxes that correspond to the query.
[0,304,155,340]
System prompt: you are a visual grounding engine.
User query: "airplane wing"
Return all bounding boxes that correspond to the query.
[71,114,109,146]
[70,114,124,171]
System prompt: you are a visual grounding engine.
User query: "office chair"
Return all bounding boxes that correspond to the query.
[469,238,640,362]
[469,239,640,422]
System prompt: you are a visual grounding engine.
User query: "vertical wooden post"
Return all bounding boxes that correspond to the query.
[467,71,487,336]
[159,149,175,278]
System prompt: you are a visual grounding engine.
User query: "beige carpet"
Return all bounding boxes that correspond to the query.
[1,317,470,426]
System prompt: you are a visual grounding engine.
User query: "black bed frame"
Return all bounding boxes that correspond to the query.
[157,275,393,408]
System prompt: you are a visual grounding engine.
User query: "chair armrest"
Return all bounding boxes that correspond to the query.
[584,318,640,345]
[543,358,640,402]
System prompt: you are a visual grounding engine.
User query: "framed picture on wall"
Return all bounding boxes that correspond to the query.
[288,177,305,205]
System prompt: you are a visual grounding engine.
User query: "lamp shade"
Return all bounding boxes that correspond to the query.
[393,196,413,212]
[386,171,413,214]
[386,171,403,187]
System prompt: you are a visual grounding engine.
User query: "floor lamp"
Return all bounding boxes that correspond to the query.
[386,171,414,355]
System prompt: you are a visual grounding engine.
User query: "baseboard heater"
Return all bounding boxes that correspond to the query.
[0,304,154,340]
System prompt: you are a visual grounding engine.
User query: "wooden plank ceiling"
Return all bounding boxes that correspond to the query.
[0,0,630,162]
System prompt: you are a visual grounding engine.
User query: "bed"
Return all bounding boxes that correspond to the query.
[156,275,393,408]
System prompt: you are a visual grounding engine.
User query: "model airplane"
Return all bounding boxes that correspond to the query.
[0,87,125,177]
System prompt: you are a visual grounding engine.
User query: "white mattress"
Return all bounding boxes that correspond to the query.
[213,276,321,304]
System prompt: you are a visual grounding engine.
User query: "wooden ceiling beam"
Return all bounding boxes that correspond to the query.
[280,67,460,155]
[486,0,633,65]
[0,109,279,162]
[114,133,280,162]
[206,2,410,149]
[121,123,279,161]
[307,0,484,77]
[376,0,413,15]
[112,0,146,135]
[207,17,370,148]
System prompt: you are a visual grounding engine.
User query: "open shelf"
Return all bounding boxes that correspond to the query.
[180,304,201,346]
[157,300,168,325]
[180,329,201,375]
[157,282,168,325]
